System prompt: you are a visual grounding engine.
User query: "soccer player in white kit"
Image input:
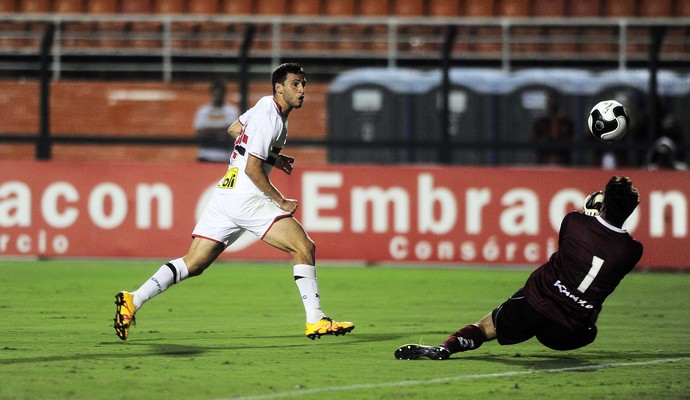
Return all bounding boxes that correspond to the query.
[114,63,354,341]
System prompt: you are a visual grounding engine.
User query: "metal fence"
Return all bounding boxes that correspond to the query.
[1,14,689,167]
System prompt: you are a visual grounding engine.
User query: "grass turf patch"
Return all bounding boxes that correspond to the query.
[1,259,688,399]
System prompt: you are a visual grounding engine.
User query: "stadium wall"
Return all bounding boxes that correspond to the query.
[0,81,329,162]
[0,160,688,270]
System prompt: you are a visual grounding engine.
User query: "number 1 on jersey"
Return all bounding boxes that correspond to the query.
[577,256,604,293]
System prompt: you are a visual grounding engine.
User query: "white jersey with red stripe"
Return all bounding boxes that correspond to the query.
[216,95,288,196]
[194,95,291,245]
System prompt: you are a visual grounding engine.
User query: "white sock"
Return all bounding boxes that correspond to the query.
[293,264,325,324]
[132,258,189,310]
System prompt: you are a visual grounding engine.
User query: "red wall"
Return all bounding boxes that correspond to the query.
[0,80,329,162]
[1,160,688,270]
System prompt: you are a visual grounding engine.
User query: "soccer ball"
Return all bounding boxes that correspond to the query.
[587,100,629,141]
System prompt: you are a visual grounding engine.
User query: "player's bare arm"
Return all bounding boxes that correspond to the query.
[244,154,298,213]
[227,119,242,140]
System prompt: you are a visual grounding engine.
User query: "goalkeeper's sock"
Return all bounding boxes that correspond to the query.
[132,258,189,309]
[293,264,325,324]
[440,324,486,354]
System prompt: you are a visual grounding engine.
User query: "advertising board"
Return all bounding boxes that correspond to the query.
[1,161,687,269]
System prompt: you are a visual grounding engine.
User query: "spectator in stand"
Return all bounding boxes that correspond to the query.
[532,94,574,166]
[645,136,688,171]
[194,80,240,162]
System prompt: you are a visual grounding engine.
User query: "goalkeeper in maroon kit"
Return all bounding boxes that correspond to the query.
[395,176,643,360]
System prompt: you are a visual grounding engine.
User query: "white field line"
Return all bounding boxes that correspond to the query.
[221,357,690,400]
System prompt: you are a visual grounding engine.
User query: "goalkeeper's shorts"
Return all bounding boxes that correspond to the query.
[491,289,597,351]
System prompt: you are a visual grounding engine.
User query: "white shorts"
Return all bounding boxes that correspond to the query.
[192,190,291,247]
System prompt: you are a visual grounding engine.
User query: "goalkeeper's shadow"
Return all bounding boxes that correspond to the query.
[456,350,690,370]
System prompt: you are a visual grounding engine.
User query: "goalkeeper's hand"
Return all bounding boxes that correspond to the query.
[583,191,604,216]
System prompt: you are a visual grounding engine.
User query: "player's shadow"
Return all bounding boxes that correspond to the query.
[458,353,591,369]
[0,340,310,365]
[125,338,312,353]
[457,350,690,370]
[137,332,409,355]
[0,343,211,365]
[231,332,409,343]
[146,343,207,356]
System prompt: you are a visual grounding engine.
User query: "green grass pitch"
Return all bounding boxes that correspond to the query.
[1,259,689,399]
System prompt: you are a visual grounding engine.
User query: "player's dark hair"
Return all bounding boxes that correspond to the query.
[603,176,639,227]
[271,63,306,94]
[210,79,226,92]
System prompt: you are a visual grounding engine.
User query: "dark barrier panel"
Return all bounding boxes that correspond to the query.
[495,69,592,166]
[327,69,425,163]
[412,69,504,165]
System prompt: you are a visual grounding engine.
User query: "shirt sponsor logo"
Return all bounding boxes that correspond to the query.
[553,280,594,309]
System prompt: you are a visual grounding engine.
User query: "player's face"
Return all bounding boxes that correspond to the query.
[279,73,306,109]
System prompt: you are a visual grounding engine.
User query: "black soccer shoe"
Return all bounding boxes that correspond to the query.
[394,344,450,360]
